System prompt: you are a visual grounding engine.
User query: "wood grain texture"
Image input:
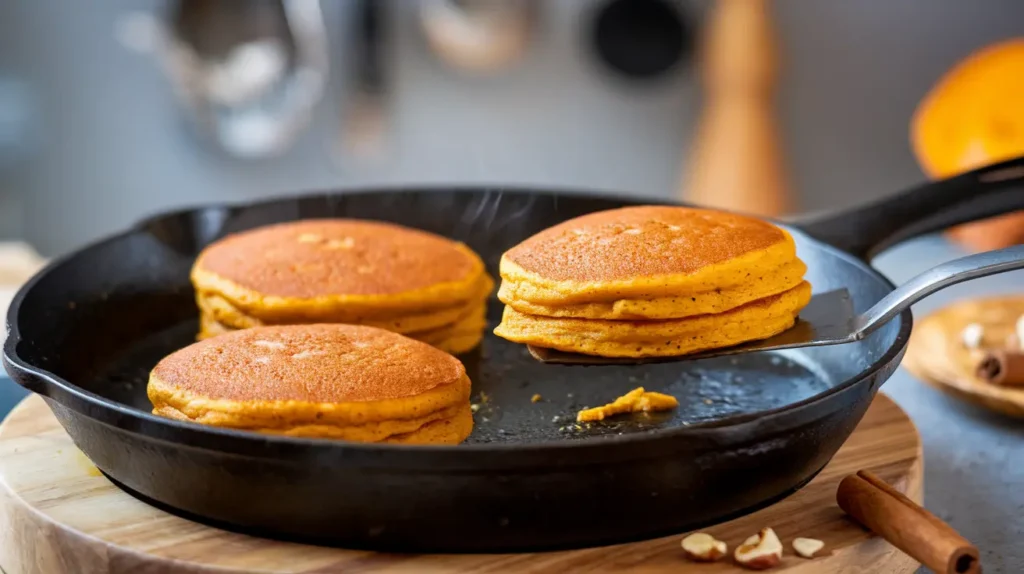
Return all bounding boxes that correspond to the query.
[903,296,1024,418]
[0,394,921,574]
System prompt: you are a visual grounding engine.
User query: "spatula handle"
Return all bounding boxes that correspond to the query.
[853,244,1024,339]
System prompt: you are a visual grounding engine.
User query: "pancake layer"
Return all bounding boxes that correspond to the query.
[197,301,487,354]
[148,324,474,443]
[500,259,805,320]
[196,273,494,331]
[191,219,491,353]
[495,282,811,357]
[494,206,812,358]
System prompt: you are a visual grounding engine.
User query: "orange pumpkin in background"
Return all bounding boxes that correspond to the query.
[911,38,1024,252]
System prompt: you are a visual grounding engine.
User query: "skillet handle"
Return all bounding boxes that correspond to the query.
[791,156,1024,260]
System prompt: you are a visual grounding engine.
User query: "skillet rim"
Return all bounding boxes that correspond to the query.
[2,187,913,458]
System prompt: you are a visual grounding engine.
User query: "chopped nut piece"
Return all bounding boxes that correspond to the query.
[792,537,824,558]
[1017,315,1024,349]
[734,528,783,570]
[961,323,984,349]
[681,532,727,562]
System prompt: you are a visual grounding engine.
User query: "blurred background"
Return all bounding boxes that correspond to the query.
[1,0,1022,258]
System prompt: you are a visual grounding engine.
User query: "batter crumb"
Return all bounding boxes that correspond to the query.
[531,393,543,403]
[577,387,679,422]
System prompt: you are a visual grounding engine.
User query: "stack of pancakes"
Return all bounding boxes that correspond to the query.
[494,206,812,358]
[192,219,492,354]
[148,324,474,444]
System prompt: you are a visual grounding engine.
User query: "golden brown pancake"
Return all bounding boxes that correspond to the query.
[499,258,805,320]
[383,404,475,445]
[498,206,802,317]
[493,205,811,358]
[197,313,231,340]
[149,324,473,443]
[192,220,489,320]
[197,301,488,354]
[506,206,786,282]
[195,274,493,333]
[495,281,812,358]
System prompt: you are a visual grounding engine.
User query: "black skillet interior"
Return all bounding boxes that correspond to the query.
[12,190,897,443]
[4,188,909,551]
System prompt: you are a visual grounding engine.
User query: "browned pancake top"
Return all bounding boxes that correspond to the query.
[197,220,479,298]
[151,324,466,403]
[504,206,787,282]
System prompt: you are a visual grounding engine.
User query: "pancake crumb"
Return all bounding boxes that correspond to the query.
[531,393,542,403]
[577,387,679,422]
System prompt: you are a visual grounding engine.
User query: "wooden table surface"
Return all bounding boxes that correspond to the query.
[0,393,921,573]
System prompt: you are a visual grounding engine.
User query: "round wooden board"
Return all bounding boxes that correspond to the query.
[0,394,921,574]
[903,296,1024,418]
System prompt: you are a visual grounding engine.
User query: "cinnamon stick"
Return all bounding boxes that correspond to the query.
[976,349,1024,386]
[837,470,979,574]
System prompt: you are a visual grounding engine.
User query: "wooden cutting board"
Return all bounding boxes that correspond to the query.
[0,394,921,574]
[903,296,1024,418]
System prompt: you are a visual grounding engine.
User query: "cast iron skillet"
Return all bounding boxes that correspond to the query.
[5,157,1024,552]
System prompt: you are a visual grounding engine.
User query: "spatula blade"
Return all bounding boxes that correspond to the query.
[527,288,855,365]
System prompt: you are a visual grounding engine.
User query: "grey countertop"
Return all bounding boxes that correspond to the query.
[1,235,1021,572]
[872,236,1024,574]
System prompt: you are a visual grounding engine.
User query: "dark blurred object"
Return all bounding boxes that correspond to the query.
[419,0,535,74]
[683,0,790,216]
[591,0,689,80]
[162,0,328,158]
[171,0,294,62]
[338,0,389,160]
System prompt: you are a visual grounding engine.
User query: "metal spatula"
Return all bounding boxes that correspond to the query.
[527,244,1024,365]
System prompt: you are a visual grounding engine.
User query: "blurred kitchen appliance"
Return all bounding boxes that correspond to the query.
[160,0,329,159]
[337,0,389,161]
[590,0,690,80]
[683,0,790,216]
[419,0,536,74]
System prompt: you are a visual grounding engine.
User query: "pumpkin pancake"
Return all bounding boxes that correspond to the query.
[498,206,803,317]
[494,281,812,358]
[198,301,489,353]
[196,274,493,333]
[430,333,486,356]
[499,258,805,320]
[406,303,487,347]
[149,324,473,443]
[197,313,231,340]
[383,404,475,445]
[192,219,489,321]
